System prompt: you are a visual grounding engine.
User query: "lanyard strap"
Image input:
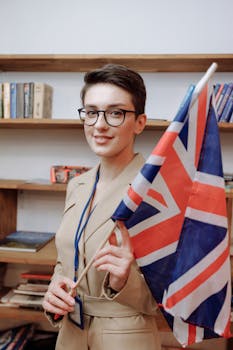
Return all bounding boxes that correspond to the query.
[73,169,99,282]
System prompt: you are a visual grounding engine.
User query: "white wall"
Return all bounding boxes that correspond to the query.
[0,0,233,54]
[0,0,232,232]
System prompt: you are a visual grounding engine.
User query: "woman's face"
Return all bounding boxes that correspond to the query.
[83,83,145,162]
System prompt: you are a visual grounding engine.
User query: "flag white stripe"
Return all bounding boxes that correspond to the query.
[195,171,225,188]
[185,207,228,228]
[214,263,231,334]
[163,235,228,301]
[167,121,184,133]
[136,241,178,267]
[147,154,165,166]
[164,258,230,325]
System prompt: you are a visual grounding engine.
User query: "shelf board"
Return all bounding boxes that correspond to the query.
[0,118,232,132]
[0,302,170,332]
[0,179,66,192]
[0,239,57,265]
[0,181,232,198]
[0,54,233,72]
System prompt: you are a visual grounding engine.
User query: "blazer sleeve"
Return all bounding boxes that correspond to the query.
[102,261,158,315]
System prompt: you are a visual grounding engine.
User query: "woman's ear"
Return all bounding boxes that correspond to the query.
[134,113,147,135]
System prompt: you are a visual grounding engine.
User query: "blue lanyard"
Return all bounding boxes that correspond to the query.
[73,169,99,282]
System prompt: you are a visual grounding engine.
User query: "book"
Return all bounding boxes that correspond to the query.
[3,82,10,118]
[16,83,24,118]
[215,83,224,104]
[8,293,44,308]
[219,89,233,122]
[0,83,3,118]
[20,271,52,281]
[14,283,48,296]
[217,83,233,120]
[10,82,17,118]
[216,83,229,120]
[24,82,34,118]
[0,230,55,252]
[33,83,53,118]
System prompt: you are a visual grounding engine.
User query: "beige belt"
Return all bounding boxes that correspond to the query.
[82,294,139,318]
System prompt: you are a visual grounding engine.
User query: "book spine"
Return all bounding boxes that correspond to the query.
[219,89,233,122]
[44,85,53,118]
[215,83,224,104]
[33,83,53,118]
[10,82,17,119]
[16,83,24,118]
[0,83,3,118]
[23,82,30,118]
[28,82,34,118]
[3,82,10,119]
[216,83,229,120]
[33,83,44,118]
[217,83,233,120]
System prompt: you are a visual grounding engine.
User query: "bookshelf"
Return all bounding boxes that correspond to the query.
[0,53,233,336]
[0,54,233,72]
[0,118,233,132]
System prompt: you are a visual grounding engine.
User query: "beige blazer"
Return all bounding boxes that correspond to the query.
[52,153,161,350]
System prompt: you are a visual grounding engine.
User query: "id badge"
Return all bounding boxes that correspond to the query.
[68,295,84,329]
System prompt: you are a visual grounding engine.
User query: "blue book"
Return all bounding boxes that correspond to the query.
[10,82,17,118]
[217,83,233,120]
[216,83,231,120]
[0,230,55,252]
[220,89,233,122]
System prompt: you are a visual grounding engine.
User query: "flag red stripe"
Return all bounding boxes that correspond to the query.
[147,188,167,207]
[188,324,197,345]
[128,187,142,206]
[152,131,178,157]
[132,214,183,258]
[189,182,227,216]
[165,246,229,309]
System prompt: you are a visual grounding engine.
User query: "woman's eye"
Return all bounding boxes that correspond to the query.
[87,111,97,117]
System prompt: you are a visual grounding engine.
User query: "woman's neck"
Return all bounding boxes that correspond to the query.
[98,153,136,184]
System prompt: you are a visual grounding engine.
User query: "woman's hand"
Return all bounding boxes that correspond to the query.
[42,276,76,316]
[93,221,134,292]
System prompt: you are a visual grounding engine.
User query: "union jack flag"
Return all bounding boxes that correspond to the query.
[112,63,232,347]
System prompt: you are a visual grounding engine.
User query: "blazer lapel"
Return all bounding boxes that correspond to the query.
[84,154,145,243]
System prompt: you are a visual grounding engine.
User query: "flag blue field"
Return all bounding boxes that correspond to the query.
[112,64,231,346]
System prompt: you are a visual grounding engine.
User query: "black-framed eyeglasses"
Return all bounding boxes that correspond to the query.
[77,108,136,127]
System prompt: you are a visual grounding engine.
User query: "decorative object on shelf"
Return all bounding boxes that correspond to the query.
[50,165,91,184]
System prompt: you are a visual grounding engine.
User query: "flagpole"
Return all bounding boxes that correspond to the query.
[191,62,218,104]
[52,221,118,322]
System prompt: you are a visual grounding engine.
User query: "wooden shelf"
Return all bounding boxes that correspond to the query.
[0,239,57,265]
[0,179,66,192]
[0,54,233,72]
[0,118,232,132]
[0,303,169,332]
[0,305,49,322]
[0,180,232,198]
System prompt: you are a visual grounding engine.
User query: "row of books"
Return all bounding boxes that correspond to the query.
[0,82,53,119]
[0,325,57,350]
[214,82,233,122]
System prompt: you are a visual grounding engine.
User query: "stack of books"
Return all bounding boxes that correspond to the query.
[1,271,52,310]
[0,230,55,253]
[0,82,53,119]
[214,82,233,122]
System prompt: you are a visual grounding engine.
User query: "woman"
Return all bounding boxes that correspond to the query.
[42,64,161,350]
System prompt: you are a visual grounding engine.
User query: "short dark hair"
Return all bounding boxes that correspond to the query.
[80,64,146,115]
